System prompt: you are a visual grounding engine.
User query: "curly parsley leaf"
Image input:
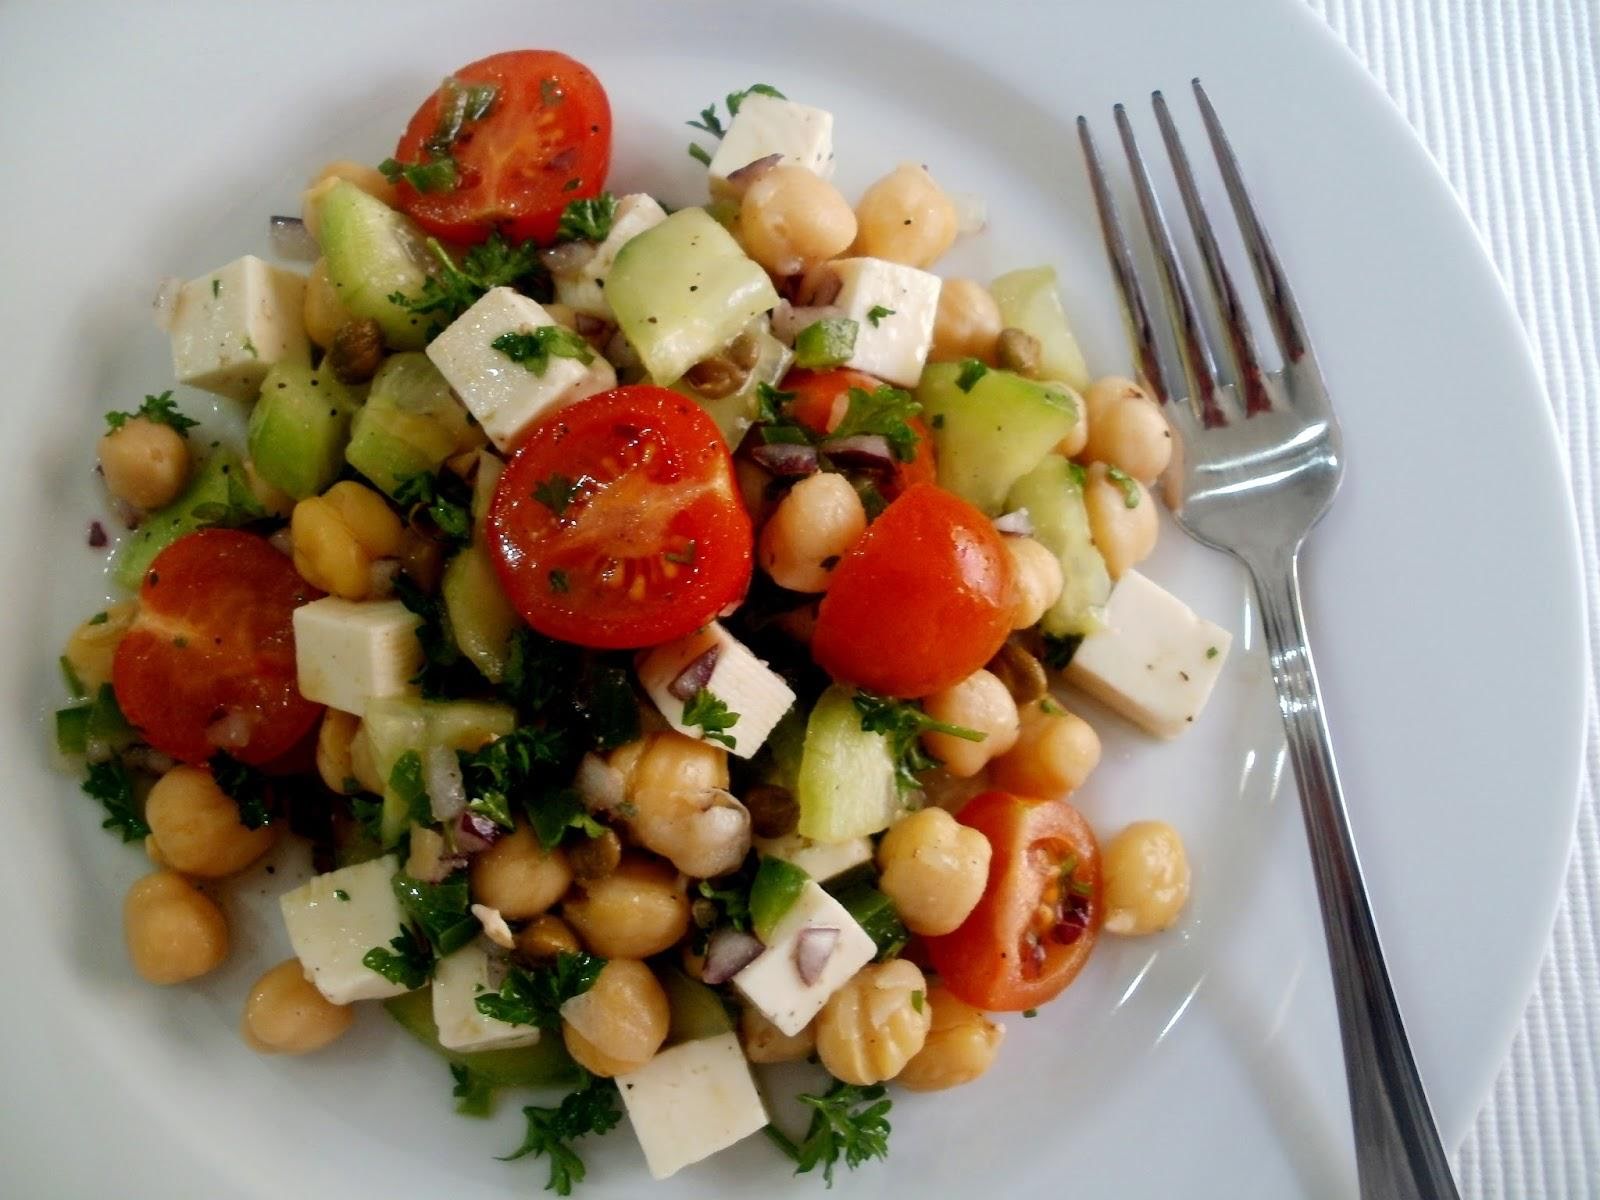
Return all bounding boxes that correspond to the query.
[865,305,895,327]
[531,472,580,517]
[500,1073,623,1196]
[83,758,148,842]
[829,385,923,462]
[756,382,796,425]
[476,951,606,1029]
[766,1081,892,1187]
[386,750,432,827]
[378,154,459,194]
[388,234,547,328]
[955,358,989,392]
[527,786,605,851]
[458,725,568,823]
[557,192,619,243]
[450,1063,495,1118]
[686,84,787,163]
[208,752,273,829]
[682,688,739,750]
[393,470,473,546]
[393,870,478,956]
[852,692,984,793]
[105,391,198,436]
[493,326,595,377]
[362,929,432,989]
[694,866,755,937]
[393,575,472,697]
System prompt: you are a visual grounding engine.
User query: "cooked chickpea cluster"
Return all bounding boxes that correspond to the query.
[291,480,405,600]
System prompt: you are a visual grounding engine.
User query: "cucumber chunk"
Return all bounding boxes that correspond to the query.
[1006,456,1111,637]
[246,360,359,500]
[441,545,518,684]
[363,697,517,846]
[315,181,433,350]
[796,685,901,843]
[749,857,809,941]
[661,967,735,1044]
[608,207,780,385]
[918,362,1080,516]
[829,876,909,961]
[112,448,265,589]
[345,352,475,498]
[989,266,1091,391]
[673,317,792,447]
[383,987,579,1088]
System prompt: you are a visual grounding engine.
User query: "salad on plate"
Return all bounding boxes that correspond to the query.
[54,47,1233,1191]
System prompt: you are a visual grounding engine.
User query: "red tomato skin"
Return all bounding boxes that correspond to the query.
[924,791,1103,1012]
[392,50,612,245]
[487,387,752,650]
[112,530,324,766]
[811,483,1013,698]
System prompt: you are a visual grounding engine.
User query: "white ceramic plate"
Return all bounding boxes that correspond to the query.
[0,1,1585,1196]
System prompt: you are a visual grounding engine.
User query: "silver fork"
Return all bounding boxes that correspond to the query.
[1078,81,1461,1199]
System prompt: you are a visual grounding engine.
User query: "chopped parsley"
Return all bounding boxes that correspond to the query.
[334,889,351,902]
[955,358,989,392]
[532,472,580,516]
[88,611,109,626]
[664,540,697,565]
[681,688,739,750]
[427,77,498,154]
[209,752,273,829]
[450,1063,495,1118]
[557,192,618,242]
[475,951,606,1029]
[82,758,148,842]
[695,869,755,936]
[910,989,925,1013]
[492,326,594,376]
[830,385,923,462]
[852,692,984,793]
[1105,465,1142,508]
[387,750,432,826]
[548,569,570,594]
[1206,646,1220,660]
[388,233,547,328]
[766,1081,892,1188]
[1039,697,1066,717]
[1041,634,1083,671]
[1022,1008,1039,1019]
[500,1074,623,1196]
[792,317,859,369]
[865,305,895,327]
[393,870,478,956]
[685,84,786,166]
[104,391,198,436]
[362,928,432,989]
[687,143,713,167]
[755,381,796,424]
[526,786,605,851]
[378,154,459,194]
[393,470,472,546]
[393,575,470,697]
[211,279,221,298]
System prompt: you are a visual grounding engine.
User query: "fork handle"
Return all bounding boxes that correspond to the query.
[1246,547,1461,1200]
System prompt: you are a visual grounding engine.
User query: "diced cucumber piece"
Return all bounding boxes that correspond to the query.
[113,448,265,589]
[796,685,900,842]
[1006,456,1111,637]
[829,876,909,961]
[661,967,735,1044]
[761,708,807,792]
[989,266,1091,391]
[608,208,780,384]
[918,361,1081,516]
[441,546,518,684]
[315,180,433,350]
[472,452,505,526]
[383,987,579,1087]
[55,706,89,755]
[792,317,858,369]
[364,697,517,846]
[673,318,792,447]
[246,360,359,500]
[345,353,474,498]
[749,857,809,941]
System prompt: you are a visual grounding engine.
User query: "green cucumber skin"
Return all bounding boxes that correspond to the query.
[441,546,518,684]
[345,353,471,498]
[989,266,1091,391]
[246,361,358,500]
[1006,456,1112,637]
[660,967,735,1044]
[796,685,901,842]
[749,857,810,942]
[363,697,517,846]
[383,988,578,1088]
[112,448,265,589]
[918,362,1080,516]
[316,181,433,350]
[673,319,792,447]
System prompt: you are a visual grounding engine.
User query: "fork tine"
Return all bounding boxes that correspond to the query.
[1075,115,1177,413]
[1151,90,1273,417]
[1192,79,1314,367]
[1113,103,1228,429]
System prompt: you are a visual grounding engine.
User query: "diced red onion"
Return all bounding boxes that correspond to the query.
[770,301,842,344]
[541,240,596,274]
[950,191,988,235]
[454,810,501,854]
[818,434,894,470]
[668,645,722,701]
[425,745,466,822]
[368,558,400,598]
[268,215,320,262]
[724,152,783,197]
[122,746,177,776]
[1052,917,1086,946]
[87,521,108,548]
[797,266,844,308]
[573,312,609,338]
[749,442,820,476]
[795,926,840,986]
[205,710,257,749]
[702,928,765,985]
[992,508,1034,537]
[574,753,626,814]
[267,528,294,557]
[151,276,183,333]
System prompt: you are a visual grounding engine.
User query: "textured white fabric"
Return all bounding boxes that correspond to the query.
[1305,1,1600,1195]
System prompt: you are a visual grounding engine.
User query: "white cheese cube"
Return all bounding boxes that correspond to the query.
[1064,569,1233,738]
[616,1032,768,1180]
[293,597,422,715]
[732,881,876,1035]
[822,258,942,387]
[425,287,616,451]
[708,94,835,197]
[280,855,411,1004]
[754,833,873,883]
[169,255,309,400]
[432,941,541,1052]
[553,193,668,319]
[637,622,795,759]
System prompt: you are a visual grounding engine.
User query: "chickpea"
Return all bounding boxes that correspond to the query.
[1082,375,1153,426]
[853,163,958,267]
[609,733,750,878]
[1083,462,1158,580]
[920,670,1020,778]
[758,473,867,593]
[146,765,275,878]
[98,417,191,511]
[740,165,858,277]
[301,160,398,242]
[560,959,670,1077]
[315,710,361,794]
[347,725,384,794]
[405,827,452,882]
[740,1005,816,1064]
[990,700,1102,798]
[303,258,356,350]
[1003,536,1064,631]
[563,855,689,959]
[1083,385,1172,485]
[470,825,573,920]
[816,959,932,1085]
[930,279,1002,363]
[1053,383,1091,459]
[123,870,229,984]
[876,807,991,936]
[896,987,1004,1091]
[241,959,354,1054]
[515,914,582,964]
[1102,821,1191,936]
[291,480,404,599]
[62,600,138,694]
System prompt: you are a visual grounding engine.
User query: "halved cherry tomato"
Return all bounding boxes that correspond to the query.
[487,386,752,649]
[811,483,1013,697]
[112,530,324,766]
[782,368,936,498]
[391,50,612,245]
[924,791,1103,1012]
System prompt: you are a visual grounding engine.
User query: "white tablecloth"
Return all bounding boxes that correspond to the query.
[1306,1,1599,1194]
